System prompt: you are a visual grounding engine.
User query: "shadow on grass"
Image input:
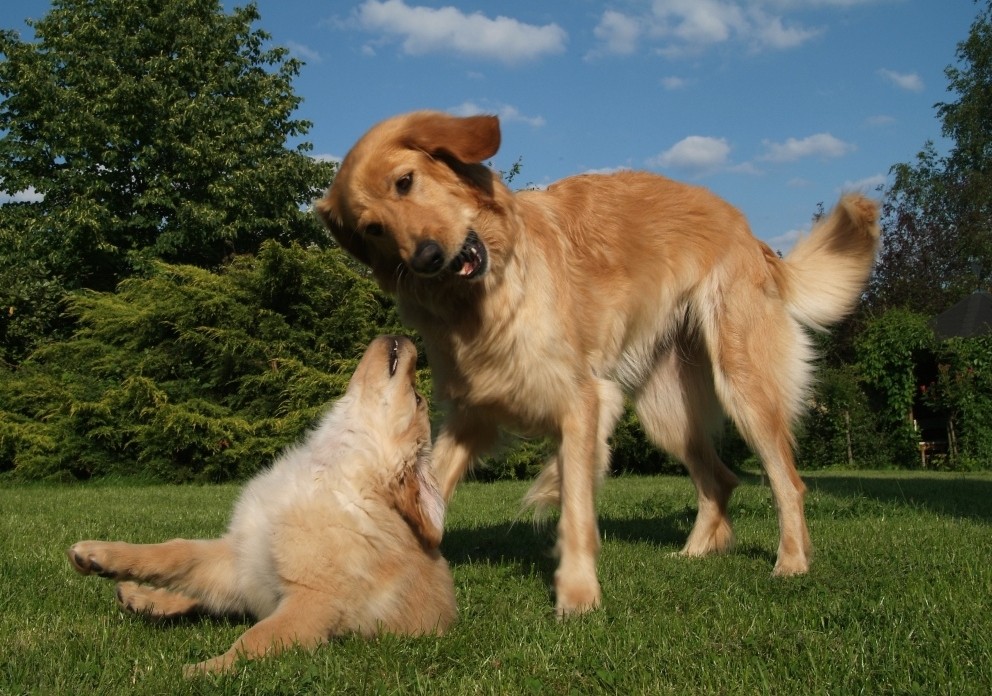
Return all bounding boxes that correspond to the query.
[441,507,776,578]
[800,472,992,524]
[444,469,992,584]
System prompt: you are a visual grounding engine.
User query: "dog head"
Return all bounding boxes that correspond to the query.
[345,335,445,549]
[316,111,505,294]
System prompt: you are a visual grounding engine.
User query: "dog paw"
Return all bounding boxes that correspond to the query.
[67,542,116,578]
[182,661,210,678]
[680,517,735,558]
[116,582,200,619]
[115,581,154,615]
[554,573,602,619]
[183,654,234,677]
[771,556,809,577]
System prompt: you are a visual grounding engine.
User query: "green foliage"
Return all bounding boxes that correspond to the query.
[816,307,992,469]
[472,404,683,483]
[871,0,992,312]
[797,364,894,469]
[0,0,335,362]
[609,405,683,475]
[0,222,71,364]
[475,436,554,482]
[0,242,401,482]
[872,143,967,314]
[929,334,992,466]
[855,309,934,462]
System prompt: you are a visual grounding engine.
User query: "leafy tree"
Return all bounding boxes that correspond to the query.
[871,0,992,313]
[0,242,402,482]
[0,0,335,362]
[855,309,936,464]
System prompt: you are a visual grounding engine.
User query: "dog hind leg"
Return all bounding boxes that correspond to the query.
[68,538,249,615]
[115,582,203,619]
[636,340,738,557]
[701,284,814,576]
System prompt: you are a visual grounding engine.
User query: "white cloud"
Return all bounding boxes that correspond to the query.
[652,0,746,46]
[286,41,322,64]
[450,101,545,128]
[354,0,566,65]
[583,166,633,176]
[760,133,855,162]
[649,135,732,174]
[592,10,642,55]
[767,227,805,252]
[865,114,896,127]
[749,10,821,50]
[661,75,689,90]
[878,68,924,92]
[842,173,887,193]
[590,0,821,56]
[764,0,892,8]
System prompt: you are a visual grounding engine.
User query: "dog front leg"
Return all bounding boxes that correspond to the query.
[553,385,605,617]
[432,411,497,501]
[183,585,339,676]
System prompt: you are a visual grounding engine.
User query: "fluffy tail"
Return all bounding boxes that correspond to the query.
[521,456,562,522]
[780,194,881,331]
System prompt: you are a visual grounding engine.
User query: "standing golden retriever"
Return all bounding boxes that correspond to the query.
[317,111,880,617]
[67,336,456,674]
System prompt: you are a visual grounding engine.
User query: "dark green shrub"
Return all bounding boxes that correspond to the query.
[0,242,401,482]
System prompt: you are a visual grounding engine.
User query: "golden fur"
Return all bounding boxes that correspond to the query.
[67,336,456,674]
[317,111,880,616]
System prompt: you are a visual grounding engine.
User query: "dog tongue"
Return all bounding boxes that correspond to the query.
[457,248,480,276]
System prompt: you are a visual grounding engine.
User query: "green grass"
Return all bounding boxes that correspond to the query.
[2,471,991,694]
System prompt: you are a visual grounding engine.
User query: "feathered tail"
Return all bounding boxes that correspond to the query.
[779,194,881,331]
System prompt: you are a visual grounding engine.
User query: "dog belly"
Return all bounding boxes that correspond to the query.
[226,462,312,618]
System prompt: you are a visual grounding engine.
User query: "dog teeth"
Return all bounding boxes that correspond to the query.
[457,248,479,276]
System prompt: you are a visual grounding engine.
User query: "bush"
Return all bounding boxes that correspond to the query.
[931,334,992,466]
[471,403,685,483]
[0,242,401,482]
[797,364,896,469]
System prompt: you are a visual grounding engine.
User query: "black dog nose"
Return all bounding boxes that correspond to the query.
[411,240,445,275]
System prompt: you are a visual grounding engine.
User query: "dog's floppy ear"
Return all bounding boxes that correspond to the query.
[315,196,371,267]
[392,462,446,550]
[405,112,501,165]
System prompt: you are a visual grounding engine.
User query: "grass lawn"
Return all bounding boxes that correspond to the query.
[2,470,991,694]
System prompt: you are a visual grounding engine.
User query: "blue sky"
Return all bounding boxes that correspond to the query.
[1,1,981,249]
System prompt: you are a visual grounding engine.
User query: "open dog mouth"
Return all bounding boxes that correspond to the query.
[448,230,488,280]
[388,338,399,377]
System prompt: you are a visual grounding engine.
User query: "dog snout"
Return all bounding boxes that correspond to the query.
[411,240,445,276]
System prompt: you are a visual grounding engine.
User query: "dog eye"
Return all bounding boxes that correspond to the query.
[396,172,414,195]
[364,223,384,237]
[415,392,423,406]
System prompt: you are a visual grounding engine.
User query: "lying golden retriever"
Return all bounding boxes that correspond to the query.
[317,111,880,616]
[67,336,455,674]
